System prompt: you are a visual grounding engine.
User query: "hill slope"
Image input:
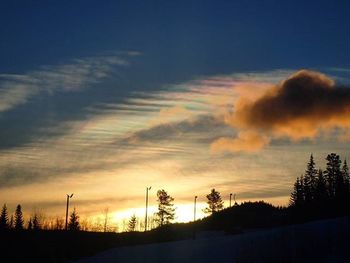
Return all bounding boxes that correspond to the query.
[75,216,350,263]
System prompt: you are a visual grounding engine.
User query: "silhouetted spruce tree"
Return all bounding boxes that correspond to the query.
[14,204,24,230]
[0,204,9,230]
[314,169,328,202]
[342,159,350,197]
[300,175,305,203]
[342,159,350,198]
[324,153,341,199]
[342,159,349,181]
[204,188,224,214]
[290,177,305,207]
[304,154,318,202]
[32,214,40,230]
[290,177,299,206]
[303,175,311,203]
[27,218,33,230]
[155,189,175,226]
[68,208,80,231]
[9,215,14,229]
[128,214,137,232]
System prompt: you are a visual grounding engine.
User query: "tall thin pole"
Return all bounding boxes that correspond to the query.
[194,196,198,221]
[65,195,69,230]
[65,193,73,231]
[230,193,232,207]
[145,186,151,231]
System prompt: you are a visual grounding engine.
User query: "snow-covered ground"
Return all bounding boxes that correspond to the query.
[75,217,350,263]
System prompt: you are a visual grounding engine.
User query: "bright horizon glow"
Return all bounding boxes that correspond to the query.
[112,202,208,224]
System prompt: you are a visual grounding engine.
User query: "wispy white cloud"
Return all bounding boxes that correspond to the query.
[0,54,130,112]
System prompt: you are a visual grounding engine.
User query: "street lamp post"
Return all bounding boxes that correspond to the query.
[145,186,151,231]
[65,193,74,230]
[230,193,233,207]
[194,196,198,221]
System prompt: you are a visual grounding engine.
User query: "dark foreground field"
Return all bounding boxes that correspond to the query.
[76,216,350,263]
[2,216,350,263]
[2,200,350,262]
[1,228,193,262]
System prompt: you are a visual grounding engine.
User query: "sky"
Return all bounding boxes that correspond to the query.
[1,0,350,229]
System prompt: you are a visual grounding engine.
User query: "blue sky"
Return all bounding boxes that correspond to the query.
[2,0,350,73]
[1,1,350,227]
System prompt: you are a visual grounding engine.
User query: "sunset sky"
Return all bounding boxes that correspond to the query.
[1,1,350,229]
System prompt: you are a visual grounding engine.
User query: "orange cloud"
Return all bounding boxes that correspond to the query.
[212,70,350,152]
[211,131,270,153]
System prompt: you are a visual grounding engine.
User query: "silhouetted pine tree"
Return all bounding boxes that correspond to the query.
[314,169,328,202]
[0,204,9,230]
[342,159,350,197]
[290,177,305,206]
[27,218,33,230]
[128,214,137,232]
[290,153,350,214]
[204,188,224,214]
[324,153,342,199]
[300,175,305,203]
[303,175,311,203]
[9,215,14,229]
[14,204,24,230]
[155,189,175,226]
[68,208,80,231]
[304,154,318,202]
[290,177,299,206]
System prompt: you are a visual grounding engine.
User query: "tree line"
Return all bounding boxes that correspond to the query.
[0,204,82,231]
[0,188,226,233]
[290,153,350,210]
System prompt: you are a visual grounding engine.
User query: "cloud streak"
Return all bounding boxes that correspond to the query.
[0,54,129,112]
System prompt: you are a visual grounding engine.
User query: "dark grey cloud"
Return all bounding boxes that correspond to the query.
[231,70,350,135]
[214,70,350,153]
[128,114,233,143]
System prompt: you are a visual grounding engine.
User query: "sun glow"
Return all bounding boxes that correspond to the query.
[108,202,208,232]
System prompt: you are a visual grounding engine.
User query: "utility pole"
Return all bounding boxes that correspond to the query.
[145,186,151,231]
[230,193,233,207]
[194,196,198,221]
[65,193,74,230]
